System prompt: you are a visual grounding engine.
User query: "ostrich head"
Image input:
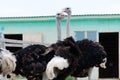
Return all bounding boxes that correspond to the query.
[63,7,71,15]
[56,12,64,20]
[0,48,16,76]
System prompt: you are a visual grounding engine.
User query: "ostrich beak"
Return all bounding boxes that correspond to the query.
[62,8,66,12]
[62,7,71,13]
[60,13,65,19]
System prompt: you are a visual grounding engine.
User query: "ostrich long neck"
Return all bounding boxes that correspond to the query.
[56,17,61,40]
[66,13,71,37]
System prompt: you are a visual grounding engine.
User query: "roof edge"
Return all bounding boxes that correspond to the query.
[0,14,120,22]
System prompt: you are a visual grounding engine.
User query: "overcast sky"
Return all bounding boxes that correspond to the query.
[0,0,120,17]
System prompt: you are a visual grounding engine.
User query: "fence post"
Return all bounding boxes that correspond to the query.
[0,32,5,49]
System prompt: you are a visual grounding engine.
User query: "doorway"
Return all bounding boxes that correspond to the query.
[99,32,119,78]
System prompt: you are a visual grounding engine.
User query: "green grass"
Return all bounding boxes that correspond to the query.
[9,76,74,80]
[9,76,26,80]
[66,76,74,80]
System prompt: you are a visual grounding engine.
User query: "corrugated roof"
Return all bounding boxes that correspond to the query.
[73,14,120,19]
[0,16,55,22]
[0,14,120,22]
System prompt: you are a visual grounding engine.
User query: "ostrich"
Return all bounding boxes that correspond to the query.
[0,44,55,80]
[56,12,64,40]
[45,37,82,80]
[62,7,107,80]
[13,44,55,80]
[45,38,107,80]
[63,7,77,80]
[71,39,107,80]
[63,7,71,37]
[0,48,16,80]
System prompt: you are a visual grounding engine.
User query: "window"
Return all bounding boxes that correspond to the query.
[75,31,97,41]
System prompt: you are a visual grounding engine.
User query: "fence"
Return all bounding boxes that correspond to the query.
[0,38,49,48]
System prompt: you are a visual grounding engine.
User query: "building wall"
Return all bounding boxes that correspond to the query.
[71,18,120,32]
[0,20,57,43]
[0,17,120,43]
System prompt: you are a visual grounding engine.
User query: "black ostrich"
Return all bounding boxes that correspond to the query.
[13,44,56,80]
[45,37,82,80]
[45,38,107,80]
[62,7,107,80]
[0,44,54,80]
[71,39,107,80]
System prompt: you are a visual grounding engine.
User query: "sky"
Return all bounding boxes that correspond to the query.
[0,0,120,17]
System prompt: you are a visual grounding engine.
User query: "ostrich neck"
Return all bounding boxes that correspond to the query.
[56,18,61,40]
[66,13,71,37]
